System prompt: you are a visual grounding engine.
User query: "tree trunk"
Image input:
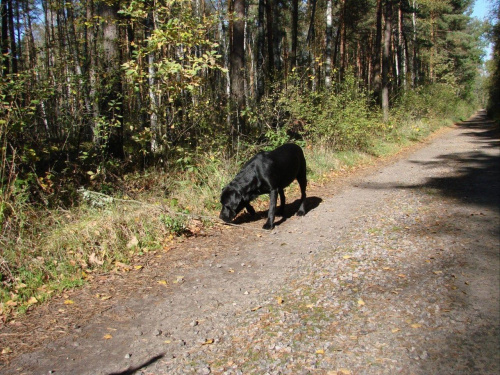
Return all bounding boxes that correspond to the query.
[290,0,298,69]
[398,0,407,90]
[1,0,9,75]
[411,0,418,87]
[256,0,265,99]
[325,0,333,88]
[146,9,159,154]
[6,0,17,74]
[382,0,392,122]
[229,0,246,138]
[265,0,275,75]
[373,0,383,103]
[98,1,124,158]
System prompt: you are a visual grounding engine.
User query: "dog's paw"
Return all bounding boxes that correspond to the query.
[262,221,274,230]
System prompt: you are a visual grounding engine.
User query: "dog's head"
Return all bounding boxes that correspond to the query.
[219,185,246,223]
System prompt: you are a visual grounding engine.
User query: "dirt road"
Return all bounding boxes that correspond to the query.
[1,110,499,374]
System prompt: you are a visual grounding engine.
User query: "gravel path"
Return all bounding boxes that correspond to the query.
[1,111,499,374]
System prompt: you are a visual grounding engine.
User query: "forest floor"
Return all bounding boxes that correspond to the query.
[0,110,498,375]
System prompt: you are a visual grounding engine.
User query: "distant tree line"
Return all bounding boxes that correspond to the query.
[0,0,487,207]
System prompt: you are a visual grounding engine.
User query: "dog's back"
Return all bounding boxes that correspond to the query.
[266,143,306,188]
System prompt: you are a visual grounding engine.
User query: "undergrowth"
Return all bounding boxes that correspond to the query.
[0,82,478,321]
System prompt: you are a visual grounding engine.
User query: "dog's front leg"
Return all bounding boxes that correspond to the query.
[263,189,278,230]
[245,203,256,216]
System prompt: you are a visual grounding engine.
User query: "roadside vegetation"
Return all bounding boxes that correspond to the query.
[0,78,480,321]
[0,0,496,320]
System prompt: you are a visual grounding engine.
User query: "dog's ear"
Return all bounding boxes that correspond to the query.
[229,189,243,208]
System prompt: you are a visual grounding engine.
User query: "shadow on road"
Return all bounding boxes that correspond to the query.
[233,196,323,227]
[360,110,499,211]
[409,111,499,210]
[108,354,164,375]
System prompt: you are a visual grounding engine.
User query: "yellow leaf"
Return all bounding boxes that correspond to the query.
[411,323,422,329]
[134,265,143,270]
[276,297,284,305]
[316,349,325,354]
[433,270,443,275]
[342,255,352,259]
[397,274,406,278]
[338,369,351,375]
[357,299,365,306]
[1,347,13,355]
[306,304,315,308]
[202,339,214,345]
[391,328,400,333]
[157,280,168,285]
[27,297,38,305]
[64,299,74,305]
[103,334,113,340]
[164,340,172,344]
[6,300,17,307]
[100,295,112,301]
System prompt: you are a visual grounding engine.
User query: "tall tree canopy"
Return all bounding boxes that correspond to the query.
[0,0,487,206]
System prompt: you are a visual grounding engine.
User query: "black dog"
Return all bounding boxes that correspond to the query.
[219,143,307,229]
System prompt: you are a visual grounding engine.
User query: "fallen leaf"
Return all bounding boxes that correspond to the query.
[411,323,422,329]
[103,334,113,340]
[306,304,315,308]
[6,300,17,307]
[89,253,104,266]
[116,262,132,271]
[343,255,352,259]
[27,297,38,305]
[433,270,443,275]
[1,347,13,355]
[134,265,143,270]
[338,369,351,375]
[157,280,168,285]
[276,297,284,305]
[251,306,262,311]
[357,299,365,306]
[391,328,400,333]
[202,339,214,345]
[397,274,406,278]
[316,349,325,354]
[64,299,74,305]
[127,236,139,249]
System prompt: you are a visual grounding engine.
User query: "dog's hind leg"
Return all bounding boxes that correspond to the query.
[296,172,307,217]
[263,189,278,230]
[276,188,286,216]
